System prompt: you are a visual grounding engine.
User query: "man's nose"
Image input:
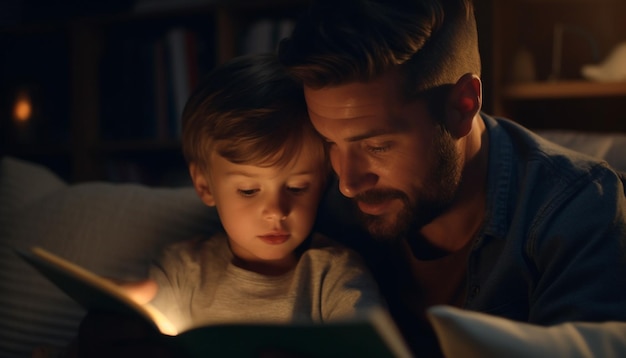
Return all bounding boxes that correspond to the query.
[332,149,378,198]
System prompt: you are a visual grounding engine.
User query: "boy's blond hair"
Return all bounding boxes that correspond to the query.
[181,53,328,176]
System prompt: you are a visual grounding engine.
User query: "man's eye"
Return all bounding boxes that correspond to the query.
[237,189,259,197]
[368,144,391,153]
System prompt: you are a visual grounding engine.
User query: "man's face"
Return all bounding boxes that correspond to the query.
[304,71,462,240]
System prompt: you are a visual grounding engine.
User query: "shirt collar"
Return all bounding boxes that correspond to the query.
[481,113,514,241]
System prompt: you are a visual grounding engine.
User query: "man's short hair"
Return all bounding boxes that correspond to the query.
[279,0,481,100]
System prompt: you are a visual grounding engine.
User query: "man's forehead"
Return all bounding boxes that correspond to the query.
[303,74,401,119]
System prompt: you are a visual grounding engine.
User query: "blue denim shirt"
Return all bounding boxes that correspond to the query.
[465,114,626,324]
[316,113,626,328]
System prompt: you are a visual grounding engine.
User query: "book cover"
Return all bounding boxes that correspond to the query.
[17,246,414,358]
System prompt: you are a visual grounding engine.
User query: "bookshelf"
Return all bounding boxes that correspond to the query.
[475,0,626,133]
[0,0,307,186]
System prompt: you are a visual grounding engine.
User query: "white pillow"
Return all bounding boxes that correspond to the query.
[427,305,626,358]
[0,156,216,357]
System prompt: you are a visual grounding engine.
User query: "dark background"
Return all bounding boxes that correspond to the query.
[2,0,625,185]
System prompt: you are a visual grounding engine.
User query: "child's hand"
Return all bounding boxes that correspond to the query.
[67,279,176,358]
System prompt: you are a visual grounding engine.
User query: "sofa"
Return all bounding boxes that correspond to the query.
[1,129,626,357]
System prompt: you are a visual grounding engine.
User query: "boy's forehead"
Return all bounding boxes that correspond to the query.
[211,135,325,170]
[214,154,325,179]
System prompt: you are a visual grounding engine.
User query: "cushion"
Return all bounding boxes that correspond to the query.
[0,156,216,357]
[536,130,626,172]
[427,305,626,358]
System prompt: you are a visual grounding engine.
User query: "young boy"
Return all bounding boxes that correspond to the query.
[69,53,383,356]
[145,53,383,333]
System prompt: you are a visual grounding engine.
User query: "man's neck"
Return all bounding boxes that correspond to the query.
[419,116,489,253]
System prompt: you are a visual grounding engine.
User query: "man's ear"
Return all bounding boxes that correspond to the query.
[445,73,482,138]
[189,163,216,207]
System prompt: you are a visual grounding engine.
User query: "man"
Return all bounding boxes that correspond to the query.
[278,0,626,356]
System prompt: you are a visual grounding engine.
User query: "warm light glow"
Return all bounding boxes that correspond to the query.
[13,91,32,123]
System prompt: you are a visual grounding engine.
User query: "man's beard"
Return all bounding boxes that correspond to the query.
[355,126,461,241]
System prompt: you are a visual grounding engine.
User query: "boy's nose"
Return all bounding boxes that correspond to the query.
[263,195,289,221]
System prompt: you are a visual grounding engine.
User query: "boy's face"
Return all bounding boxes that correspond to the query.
[194,135,326,268]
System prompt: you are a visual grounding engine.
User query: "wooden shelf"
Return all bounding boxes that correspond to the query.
[502,81,626,100]
[481,0,626,133]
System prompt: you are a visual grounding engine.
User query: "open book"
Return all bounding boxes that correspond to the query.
[17,246,414,358]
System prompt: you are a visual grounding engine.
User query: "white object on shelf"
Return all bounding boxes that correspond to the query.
[581,42,626,83]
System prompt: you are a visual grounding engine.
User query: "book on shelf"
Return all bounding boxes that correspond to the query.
[165,27,190,139]
[153,37,169,140]
[17,246,414,358]
[100,24,213,142]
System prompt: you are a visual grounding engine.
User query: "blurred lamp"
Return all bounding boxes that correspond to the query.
[13,89,33,123]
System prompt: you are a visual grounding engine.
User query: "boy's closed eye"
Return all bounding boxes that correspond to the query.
[237,188,260,197]
[237,186,310,197]
[287,185,309,195]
